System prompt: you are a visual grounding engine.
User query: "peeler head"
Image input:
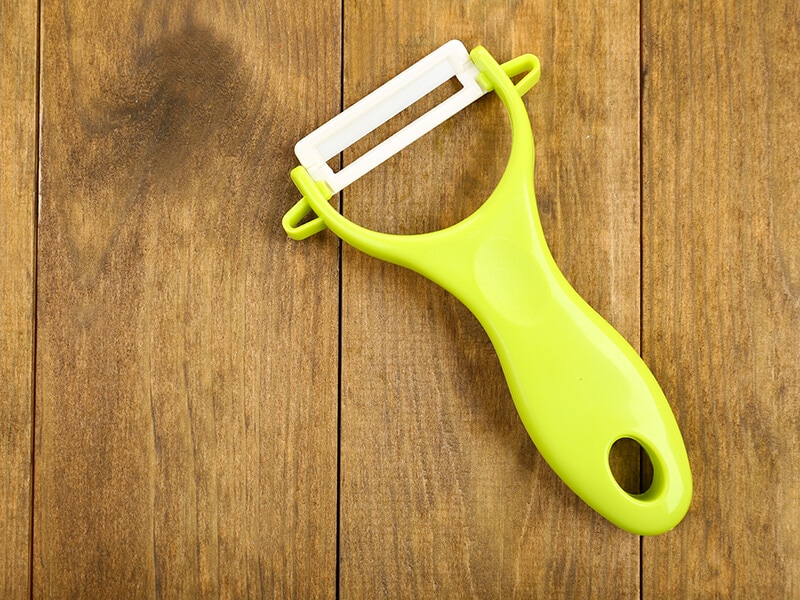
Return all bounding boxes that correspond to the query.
[293,40,488,196]
[284,41,541,241]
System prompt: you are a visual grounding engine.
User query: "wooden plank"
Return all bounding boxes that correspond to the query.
[643,0,800,596]
[34,1,339,597]
[339,2,642,597]
[1,0,37,596]
[0,1,37,598]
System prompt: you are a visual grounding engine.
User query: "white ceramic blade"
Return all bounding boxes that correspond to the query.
[294,40,487,194]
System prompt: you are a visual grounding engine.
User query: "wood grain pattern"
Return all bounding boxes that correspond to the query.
[9,0,798,596]
[34,1,339,597]
[338,2,642,597]
[0,1,37,598]
[642,0,800,597]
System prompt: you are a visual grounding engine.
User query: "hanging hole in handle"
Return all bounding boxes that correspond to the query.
[609,437,654,495]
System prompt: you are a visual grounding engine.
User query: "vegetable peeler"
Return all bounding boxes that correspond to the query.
[282,41,692,535]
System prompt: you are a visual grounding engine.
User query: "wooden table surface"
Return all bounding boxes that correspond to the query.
[2,0,799,597]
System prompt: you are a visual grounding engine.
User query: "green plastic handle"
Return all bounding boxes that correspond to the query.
[285,46,692,535]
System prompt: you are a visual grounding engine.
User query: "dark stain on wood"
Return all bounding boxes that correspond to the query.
[47,24,272,289]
